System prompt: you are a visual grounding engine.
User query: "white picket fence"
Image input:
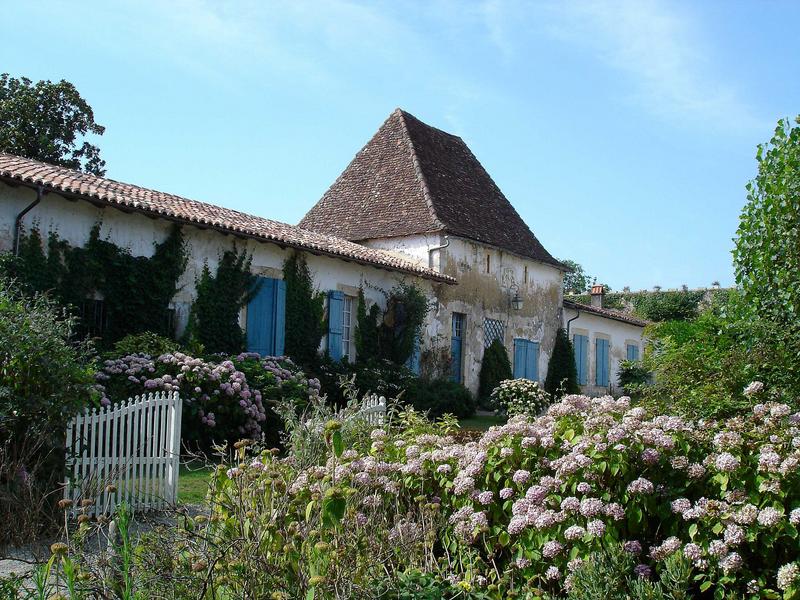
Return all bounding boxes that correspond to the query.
[64,391,182,515]
[360,394,387,426]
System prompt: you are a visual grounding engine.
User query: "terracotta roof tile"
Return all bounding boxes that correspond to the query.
[563,299,649,327]
[0,152,456,284]
[300,109,564,268]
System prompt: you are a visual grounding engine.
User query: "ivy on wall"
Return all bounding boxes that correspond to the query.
[6,223,187,346]
[283,252,325,367]
[355,282,429,365]
[567,289,712,322]
[183,245,259,355]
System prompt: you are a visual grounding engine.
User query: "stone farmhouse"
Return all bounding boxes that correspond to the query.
[0,109,645,395]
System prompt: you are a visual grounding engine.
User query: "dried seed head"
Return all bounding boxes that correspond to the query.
[58,499,73,510]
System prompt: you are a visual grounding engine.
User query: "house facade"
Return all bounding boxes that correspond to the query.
[0,108,646,398]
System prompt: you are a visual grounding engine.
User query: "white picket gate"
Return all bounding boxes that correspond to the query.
[64,391,182,515]
[360,394,387,426]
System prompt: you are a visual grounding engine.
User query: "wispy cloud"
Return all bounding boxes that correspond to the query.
[482,0,764,133]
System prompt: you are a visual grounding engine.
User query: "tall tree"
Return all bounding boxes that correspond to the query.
[544,328,579,396]
[0,74,106,175]
[283,252,325,366]
[733,116,800,321]
[560,259,591,294]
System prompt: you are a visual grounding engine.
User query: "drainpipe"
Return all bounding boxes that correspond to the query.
[13,185,43,256]
[428,234,450,270]
[565,304,580,336]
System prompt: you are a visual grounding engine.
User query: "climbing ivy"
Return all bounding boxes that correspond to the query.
[184,245,260,355]
[354,282,429,365]
[283,251,325,367]
[5,223,187,346]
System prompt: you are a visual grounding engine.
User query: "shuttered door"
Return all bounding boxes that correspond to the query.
[246,277,287,356]
[513,339,526,378]
[406,336,421,375]
[328,290,344,361]
[450,313,465,383]
[513,339,540,381]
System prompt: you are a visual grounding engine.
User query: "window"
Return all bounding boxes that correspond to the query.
[626,343,640,361]
[595,338,610,387]
[513,339,539,381]
[342,295,354,360]
[486,254,491,273]
[573,334,589,385]
[483,318,505,348]
[79,298,106,339]
[524,265,528,284]
[450,313,466,383]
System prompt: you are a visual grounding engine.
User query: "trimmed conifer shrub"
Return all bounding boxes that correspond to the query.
[478,338,512,403]
[544,327,580,396]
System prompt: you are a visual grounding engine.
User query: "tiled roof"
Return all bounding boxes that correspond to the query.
[563,299,649,327]
[300,109,564,268]
[0,152,456,284]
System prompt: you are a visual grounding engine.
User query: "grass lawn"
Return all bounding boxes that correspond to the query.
[178,464,215,504]
[459,414,507,431]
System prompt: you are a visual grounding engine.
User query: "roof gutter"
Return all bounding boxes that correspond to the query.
[13,185,43,256]
[565,302,580,336]
[428,234,450,270]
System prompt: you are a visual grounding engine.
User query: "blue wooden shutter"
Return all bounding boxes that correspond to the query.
[406,336,421,375]
[328,290,344,361]
[526,341,539,381]
[596,338,609,387]
[513,339,526,378]
[274,279,286,356]
[573,334,589,385]
[247,277,274,356]
[626,343,639,361]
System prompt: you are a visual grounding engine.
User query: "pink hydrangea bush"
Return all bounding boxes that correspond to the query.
[96,352,320,445]
[209,391,800,597]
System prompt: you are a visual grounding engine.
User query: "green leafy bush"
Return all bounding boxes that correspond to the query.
[478,339,512,406]
[109,331,180,359]
[283,252,325,367]
[0,279,97,546]
[405,377,476,419]
[617,359,650,396]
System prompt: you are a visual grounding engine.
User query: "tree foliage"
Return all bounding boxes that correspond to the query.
[185,246,259,355]
[544,327,579,396]
[734,115,800,322]
[0,73,106,175]
[478,338,512,403]
[560,258,591,294]
[283,252,325,367]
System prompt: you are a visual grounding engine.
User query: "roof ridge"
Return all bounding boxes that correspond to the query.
[394,110,446,232]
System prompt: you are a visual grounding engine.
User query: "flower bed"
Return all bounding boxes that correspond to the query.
[95,352,321,445]
[200,391,799,598]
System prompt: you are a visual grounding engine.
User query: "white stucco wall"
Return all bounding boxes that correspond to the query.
[0,182,434,346]
[562,306,646,396]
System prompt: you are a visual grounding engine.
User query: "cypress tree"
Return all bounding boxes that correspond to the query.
[478,338,513,402]
[545,328,580,397]
[283,252,325,367]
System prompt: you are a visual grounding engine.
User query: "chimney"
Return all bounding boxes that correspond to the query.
[590,284,604,308]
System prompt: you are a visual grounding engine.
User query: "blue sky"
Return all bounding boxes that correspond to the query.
[4,1,799,290]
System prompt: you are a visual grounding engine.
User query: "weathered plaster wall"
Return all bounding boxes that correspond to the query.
[0,182,431,346]
[369,232,565,393]
[562,306,645,396]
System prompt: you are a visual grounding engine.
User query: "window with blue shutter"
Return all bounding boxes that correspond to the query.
[626,343,639,361]
[246,277,286,356]
[513,339,539,381]
[450,313,465,383]
[327,290,344,361]
[573,334,588,385]
[595,338,609,387]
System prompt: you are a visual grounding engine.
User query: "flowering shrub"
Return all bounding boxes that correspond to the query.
[197,388,799,598]
[95,351,320,445]
[490,378,551,417]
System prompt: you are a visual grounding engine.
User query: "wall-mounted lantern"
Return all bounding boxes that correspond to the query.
[510,290,523,311]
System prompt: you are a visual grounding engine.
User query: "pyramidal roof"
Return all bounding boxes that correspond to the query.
[300,109,563,268]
